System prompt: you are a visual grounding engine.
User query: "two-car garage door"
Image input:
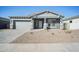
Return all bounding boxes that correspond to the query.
[13,20,32,31]
[16,22,32,30]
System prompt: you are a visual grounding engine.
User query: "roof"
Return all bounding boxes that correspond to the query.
[0,17,10,22]
[28,11,64,18]
[9,11,64,19]
[9,16,29,19]
[63,15,79,21]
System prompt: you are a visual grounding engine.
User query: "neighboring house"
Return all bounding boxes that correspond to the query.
[9,11,64,30]
[63,15,79,30]
[0,17,10,29]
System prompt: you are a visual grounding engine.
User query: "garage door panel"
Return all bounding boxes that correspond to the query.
[70,23,79,29]
[16,22,32,30]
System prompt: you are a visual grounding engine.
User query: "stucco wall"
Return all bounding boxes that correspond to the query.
[63,18,79,30]
[33,13,59,18]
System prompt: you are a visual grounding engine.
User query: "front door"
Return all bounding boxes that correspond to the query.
[39,20,44,29]
[33,18,44,29]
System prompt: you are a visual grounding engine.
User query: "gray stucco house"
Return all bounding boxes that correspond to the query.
[9,11,64,30]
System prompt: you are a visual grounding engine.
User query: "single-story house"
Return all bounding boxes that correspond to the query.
[63,15,79,30]
[9,11,64,30]
[8,11,79,30]
[0,17,10,29]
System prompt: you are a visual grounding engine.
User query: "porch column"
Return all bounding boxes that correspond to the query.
[31,19,34,30]
[13,20,16,29]
[60,19,63,29]
[43,18,47,29]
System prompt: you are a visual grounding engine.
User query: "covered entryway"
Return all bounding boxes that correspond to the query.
[33,18,44,29]
[46,18,60,29]
[13,20,32,30]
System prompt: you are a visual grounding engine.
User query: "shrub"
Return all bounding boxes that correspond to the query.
[30,32,33,34]
[51,33,55,35]
[65,30,72,34]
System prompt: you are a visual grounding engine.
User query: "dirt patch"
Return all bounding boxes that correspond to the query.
[11,29,79,43]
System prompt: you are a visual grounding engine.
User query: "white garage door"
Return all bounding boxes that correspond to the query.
[16,22,32,31]
[70,23,79,30]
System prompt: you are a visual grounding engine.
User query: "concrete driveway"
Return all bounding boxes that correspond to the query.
[0,29,30,43]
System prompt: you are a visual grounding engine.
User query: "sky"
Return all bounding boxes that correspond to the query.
[0,6,79,18]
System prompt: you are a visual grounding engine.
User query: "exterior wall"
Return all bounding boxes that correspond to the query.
[33,13,59,18]
[69,18,79,30]
[63,20,69,23]
[63,18,79,30]
[71,18,79,23]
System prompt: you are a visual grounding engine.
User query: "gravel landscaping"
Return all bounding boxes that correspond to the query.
[11,29,79,43]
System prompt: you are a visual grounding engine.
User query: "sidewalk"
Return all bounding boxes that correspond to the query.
[0,43,79,52]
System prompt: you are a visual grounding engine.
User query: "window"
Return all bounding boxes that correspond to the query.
[52,23,55,26]
[70,21,72,23]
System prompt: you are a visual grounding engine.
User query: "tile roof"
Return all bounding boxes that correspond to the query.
[9,11,64,19]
